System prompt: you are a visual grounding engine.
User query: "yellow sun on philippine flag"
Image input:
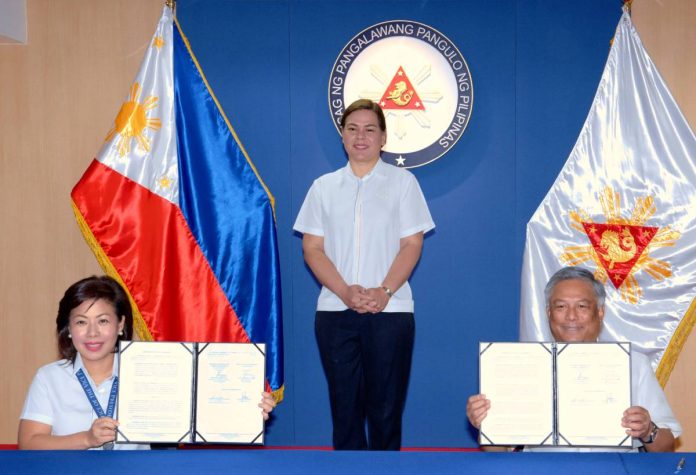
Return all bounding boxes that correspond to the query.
[152,36,165,50]
[104,82,162,157]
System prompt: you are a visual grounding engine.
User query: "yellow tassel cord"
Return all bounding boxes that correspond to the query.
[174,17,285,403]
[656,296,696,387]
[272,385,285,404]
[71,12,284,398]
[173,17,278,221]
[71,200,154,342]
[612,0,694,388]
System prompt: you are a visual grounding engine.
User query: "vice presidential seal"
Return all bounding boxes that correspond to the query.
[328,20,473,168]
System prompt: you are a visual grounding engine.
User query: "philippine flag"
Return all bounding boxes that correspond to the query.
[71,6,284,397]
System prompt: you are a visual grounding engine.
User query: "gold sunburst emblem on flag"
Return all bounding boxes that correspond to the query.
[153,36,165,50]
[104,82,162,157]
[560,187,680,304]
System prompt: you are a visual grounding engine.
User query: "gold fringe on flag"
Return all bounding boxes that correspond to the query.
[656,297,696,387]
[71,199,154,342]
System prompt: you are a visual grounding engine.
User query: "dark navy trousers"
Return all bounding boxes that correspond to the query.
[315,310,415,451]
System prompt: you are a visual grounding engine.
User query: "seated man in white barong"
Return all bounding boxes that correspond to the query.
[466,266,681,452]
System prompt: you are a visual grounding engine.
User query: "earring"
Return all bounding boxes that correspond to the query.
[68,334,72,339]
[119,331,123,336]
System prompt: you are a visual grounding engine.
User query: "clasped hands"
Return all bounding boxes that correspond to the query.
[466,394,655,440]
[343,284,390,314]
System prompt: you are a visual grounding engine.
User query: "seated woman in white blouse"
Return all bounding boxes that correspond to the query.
[18,275,275,450]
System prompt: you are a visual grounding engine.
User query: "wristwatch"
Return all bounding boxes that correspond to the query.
[381,286,393,298]
[642,421,659,444]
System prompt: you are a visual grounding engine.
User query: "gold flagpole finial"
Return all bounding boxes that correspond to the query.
[165,0,176,11]
[623,0,632,14]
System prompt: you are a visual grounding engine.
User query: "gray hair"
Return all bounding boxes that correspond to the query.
[544,266,606,308]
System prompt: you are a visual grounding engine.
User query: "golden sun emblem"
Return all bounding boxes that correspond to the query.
[153,36,165,50]
[158,176,172,189]
[560,187,680,304]
[104,82,162,157]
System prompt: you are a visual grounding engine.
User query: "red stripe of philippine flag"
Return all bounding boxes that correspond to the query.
[71,6,284,398]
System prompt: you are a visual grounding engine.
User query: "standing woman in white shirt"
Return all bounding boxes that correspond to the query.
[294,99,435,450]
[18,275,276,450]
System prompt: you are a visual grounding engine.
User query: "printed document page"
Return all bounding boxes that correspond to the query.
[479,342,554,446]
[556,343,631,447]
[117,342,194,443]
[195,343,266,444]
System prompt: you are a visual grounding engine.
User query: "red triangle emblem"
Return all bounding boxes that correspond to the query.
[582,223,659,288]
[379,66,425,111]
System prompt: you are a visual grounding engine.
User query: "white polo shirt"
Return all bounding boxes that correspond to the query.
[294,159,435,312]
[20,353,149,450]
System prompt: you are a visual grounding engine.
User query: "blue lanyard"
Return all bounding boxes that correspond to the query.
[76,368,118,419]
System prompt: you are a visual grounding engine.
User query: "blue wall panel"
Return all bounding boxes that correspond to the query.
[175,0,618,447]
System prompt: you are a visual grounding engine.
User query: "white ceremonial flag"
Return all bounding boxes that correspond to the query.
[519,10,696,386]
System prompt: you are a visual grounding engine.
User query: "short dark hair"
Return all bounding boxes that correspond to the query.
[56,275,133,363]
[544,266,606,308]
[340,99,387,132]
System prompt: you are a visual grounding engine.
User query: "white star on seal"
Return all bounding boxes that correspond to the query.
[395,156,406,166]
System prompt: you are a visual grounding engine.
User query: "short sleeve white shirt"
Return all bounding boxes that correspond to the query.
[20,353,149,450]
[294,159,435,312]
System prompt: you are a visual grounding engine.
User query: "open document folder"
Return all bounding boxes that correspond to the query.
[116,341,266,445]
[479,342,631,447]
